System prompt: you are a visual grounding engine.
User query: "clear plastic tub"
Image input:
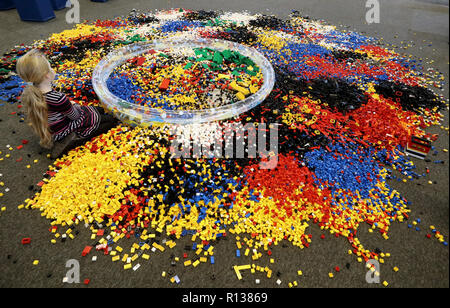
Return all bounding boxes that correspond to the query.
[92,38,275,126]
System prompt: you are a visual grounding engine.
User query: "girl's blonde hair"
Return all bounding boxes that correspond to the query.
[16,49,53,149]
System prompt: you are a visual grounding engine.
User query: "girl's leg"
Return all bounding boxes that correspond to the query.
[80,106,120,140]
[50,132,78,159]
[51,108,119,158]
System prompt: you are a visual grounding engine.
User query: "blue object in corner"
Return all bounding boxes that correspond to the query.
[50,0,67,10]
[0,0,15,10]
[13,0,55,22]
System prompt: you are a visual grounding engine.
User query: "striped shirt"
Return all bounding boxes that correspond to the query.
[44,90,100,142]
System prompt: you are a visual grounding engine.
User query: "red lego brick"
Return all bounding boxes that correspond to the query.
[82,246,92,257]
[159,79,170,91]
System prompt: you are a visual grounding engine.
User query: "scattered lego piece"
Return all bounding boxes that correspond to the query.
[82,246,92,256]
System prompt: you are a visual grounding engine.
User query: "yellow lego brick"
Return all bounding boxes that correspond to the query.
[234,266,242,280]
[217,74,230,80]
[167,241,176,249]
[116,246,123,252]
[112,256,120,262]
[297,270,303,276]
[193,260,200,267]
[236,264,251,271]
[230,81,250,96]
[250,85,259,94]
[184,260,192,267]
[200,257,207,263]
[236,92,246,101]
[142,254,150,260]
[33,260,39,266]
[124,264,132,270]
[152,243,165,252]
[238,81,250,88]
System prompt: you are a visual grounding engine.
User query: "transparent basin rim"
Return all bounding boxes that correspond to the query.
[92,38,275,125]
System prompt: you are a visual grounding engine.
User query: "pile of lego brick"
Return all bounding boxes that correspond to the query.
[1,8,448,287]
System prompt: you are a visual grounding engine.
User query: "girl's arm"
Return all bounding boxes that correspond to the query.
[52,93,82,121]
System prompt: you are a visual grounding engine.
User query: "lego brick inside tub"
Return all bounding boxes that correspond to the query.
[12,0,56,22]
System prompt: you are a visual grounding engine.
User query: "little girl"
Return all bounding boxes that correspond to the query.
[16,49,118,158]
